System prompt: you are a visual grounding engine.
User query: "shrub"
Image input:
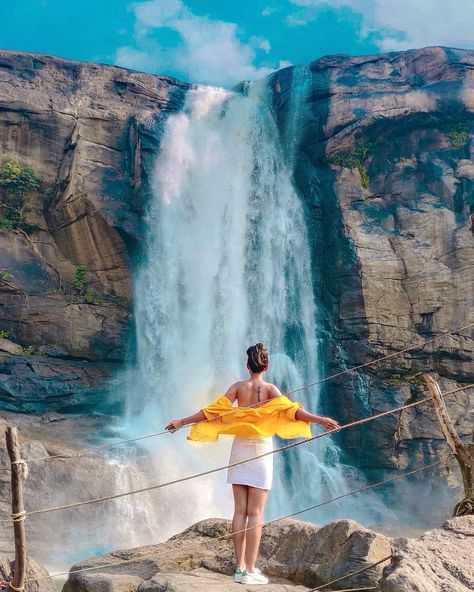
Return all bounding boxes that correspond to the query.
[21,345,41,356]
[446,126,470,150]
[330,145,370,189]
[85,291,102,305]
[0,270,13,283]
[0,330,10,339]
[0,156,41,230]
[73,265,89,294]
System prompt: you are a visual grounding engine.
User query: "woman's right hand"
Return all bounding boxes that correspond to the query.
[165,419,183,432]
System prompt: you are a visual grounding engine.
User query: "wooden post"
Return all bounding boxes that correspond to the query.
[422,373,474,516]
[5,426,27,591]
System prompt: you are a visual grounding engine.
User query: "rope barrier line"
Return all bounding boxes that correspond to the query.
[308,556,393,592]
[321,588,377,592]
[11,511,26,523]
[5,385,469,522]
[287,319,473,395]
[24,456,449,583]
[322,588,377,592]
[22,320,474,464]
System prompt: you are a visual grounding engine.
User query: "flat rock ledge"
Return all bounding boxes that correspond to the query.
[61,516,474,592]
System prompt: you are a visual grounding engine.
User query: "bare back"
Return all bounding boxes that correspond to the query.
[224,379,282,408]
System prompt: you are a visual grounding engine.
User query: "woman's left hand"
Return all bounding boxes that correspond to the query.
[318,416,341,431]
[165,419,183,432]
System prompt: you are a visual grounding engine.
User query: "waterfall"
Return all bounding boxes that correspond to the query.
[121,76,389,539]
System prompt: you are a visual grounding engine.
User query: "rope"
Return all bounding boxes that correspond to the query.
[23,320,474,464]
[10,460,28,480]
[308,556,393,591]
[22,456,450,584]
[6,385,468,522]
[453,497,474,516]
[326,588,377,592]
[287,320,473,394]
[11,511,26,523]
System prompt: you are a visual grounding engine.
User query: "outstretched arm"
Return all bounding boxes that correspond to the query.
[295,408,341,431]
[165,410,206,432]
[165,382,239,433]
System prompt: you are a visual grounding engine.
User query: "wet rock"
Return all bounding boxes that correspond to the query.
[0,352,118,412]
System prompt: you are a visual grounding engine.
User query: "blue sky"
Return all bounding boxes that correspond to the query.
[1,0,473,87]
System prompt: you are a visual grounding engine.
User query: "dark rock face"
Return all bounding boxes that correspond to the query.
[268,46,474,500]
[0,50,188,412]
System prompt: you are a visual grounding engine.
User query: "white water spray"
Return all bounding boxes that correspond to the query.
[122,77,388,537]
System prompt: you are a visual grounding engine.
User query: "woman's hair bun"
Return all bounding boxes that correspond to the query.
[246,343,269,373]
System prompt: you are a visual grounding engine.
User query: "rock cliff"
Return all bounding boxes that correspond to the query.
[0,49,188,412]
[268,46,474,507]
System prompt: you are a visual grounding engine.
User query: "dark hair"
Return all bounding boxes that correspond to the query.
[246,343,269,373]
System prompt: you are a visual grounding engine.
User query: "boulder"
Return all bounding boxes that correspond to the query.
[378,516,474,592]
[62,517,391,591]
[0,338,23,356]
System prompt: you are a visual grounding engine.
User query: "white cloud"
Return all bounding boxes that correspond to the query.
[262,6,279,16]
[288,0,474,51]
[371,0,474,51]
[250,36,271,53]
[115,0,277,87]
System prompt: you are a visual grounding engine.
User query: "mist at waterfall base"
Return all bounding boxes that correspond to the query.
[109,73,395,548]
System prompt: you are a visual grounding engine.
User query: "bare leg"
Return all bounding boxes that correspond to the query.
[244,487,269,573]
[232,484,248,570]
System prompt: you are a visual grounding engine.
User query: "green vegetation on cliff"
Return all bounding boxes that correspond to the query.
[0,156,41,231]
[73,265,89,294]
[329,145,370,188]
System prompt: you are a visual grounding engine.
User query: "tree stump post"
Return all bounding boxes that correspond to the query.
[422,373,474,515]
[5,426,27,591]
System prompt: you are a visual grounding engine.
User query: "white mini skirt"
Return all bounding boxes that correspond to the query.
[227,436,274,490]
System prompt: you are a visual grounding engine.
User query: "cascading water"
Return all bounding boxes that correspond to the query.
[121,75,389,539]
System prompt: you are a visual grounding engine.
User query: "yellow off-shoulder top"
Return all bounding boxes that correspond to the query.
[187,395,312,442]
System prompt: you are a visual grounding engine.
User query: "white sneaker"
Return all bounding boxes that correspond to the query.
[234,568,246,583]
[241,567,268,585]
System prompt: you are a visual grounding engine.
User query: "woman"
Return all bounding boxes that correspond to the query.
[165,343,340,585]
